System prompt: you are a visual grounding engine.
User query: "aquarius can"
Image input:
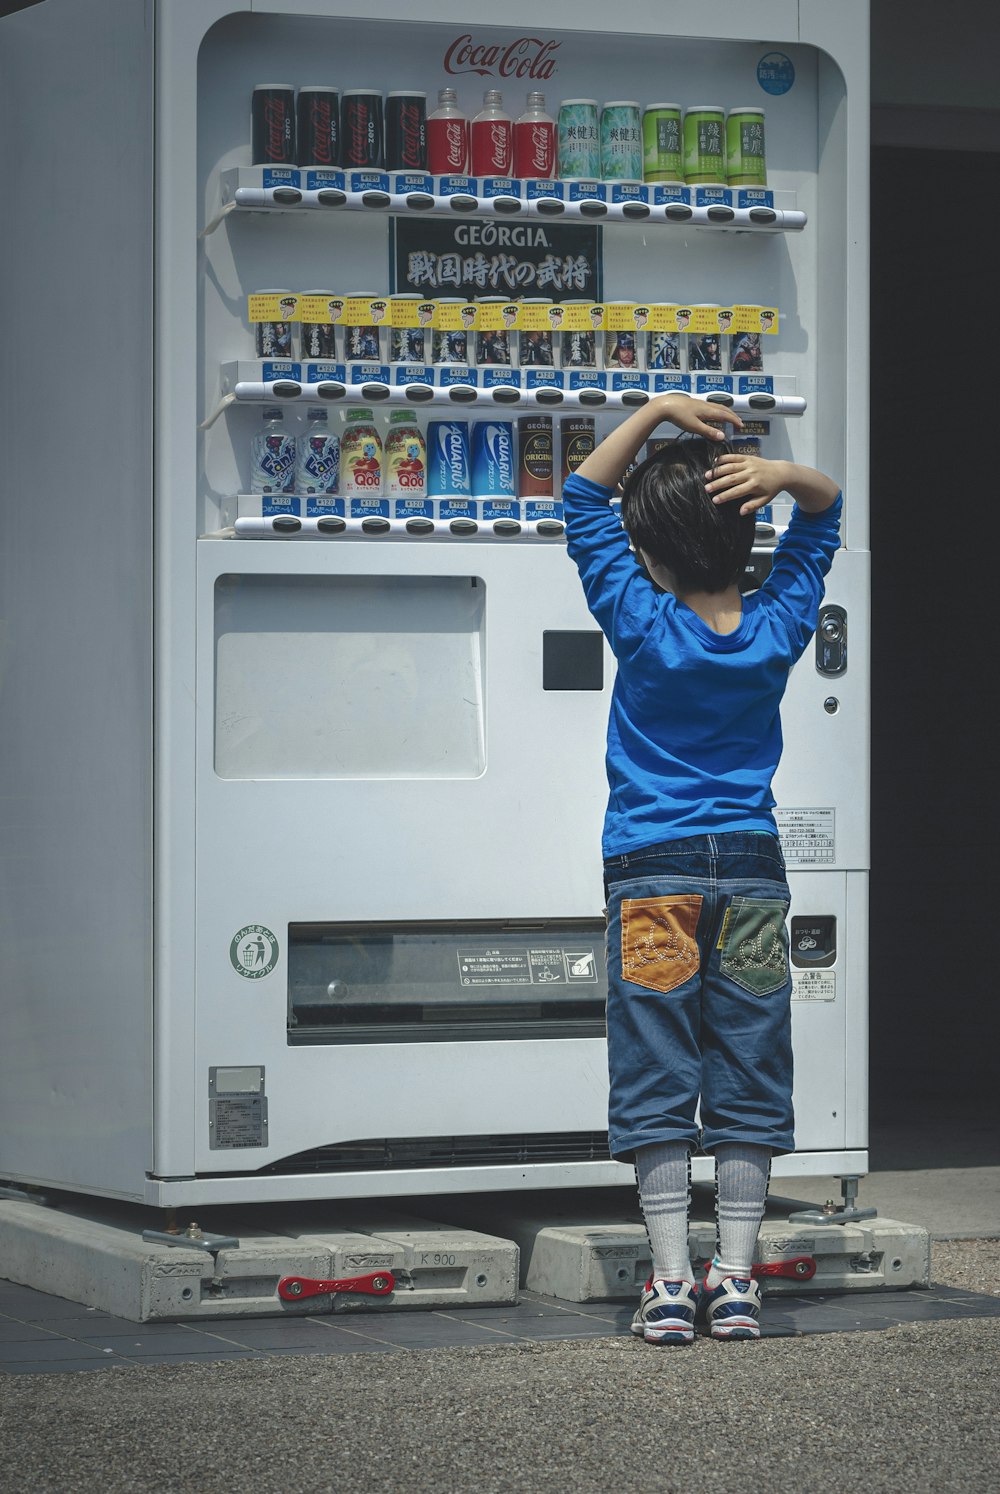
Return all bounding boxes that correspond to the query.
[559,416,595,487]
[341,406,384,497]
[642,103,682,182]
[683,106,726,183]
[557,99,600,179]
[600,101,642,181]
[385,410,427,497]
[726,107,766,185]
[426,420,472,498]
[518,415,554,497]
[471,420,516,499]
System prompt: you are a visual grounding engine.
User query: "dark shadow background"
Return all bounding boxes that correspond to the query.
[868,146,1000,1163]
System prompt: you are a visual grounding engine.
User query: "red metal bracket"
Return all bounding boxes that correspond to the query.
[751,1256,816,1280]
[278,1271,396,1302]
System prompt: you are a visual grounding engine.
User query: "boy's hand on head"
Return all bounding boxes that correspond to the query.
[704,453,786,516]
[658,394,743,441]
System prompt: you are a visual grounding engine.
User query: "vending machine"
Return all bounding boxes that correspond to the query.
[0,0,868,1208]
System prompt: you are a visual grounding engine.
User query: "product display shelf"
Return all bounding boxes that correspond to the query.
[210,370,806,427]
[207,169,805,236]
[212,511,782,544]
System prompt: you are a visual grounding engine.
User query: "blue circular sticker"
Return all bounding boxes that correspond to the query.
[757,52,795,96]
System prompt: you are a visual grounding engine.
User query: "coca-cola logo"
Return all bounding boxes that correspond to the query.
[444,34,560,80]
[307,97,335,165]
[396,101,425,168]
[263,95,291,161]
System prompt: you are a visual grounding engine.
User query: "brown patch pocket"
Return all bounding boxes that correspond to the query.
[621,895,703,995]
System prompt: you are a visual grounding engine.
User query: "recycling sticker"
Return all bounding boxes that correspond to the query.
[230,924,279,980]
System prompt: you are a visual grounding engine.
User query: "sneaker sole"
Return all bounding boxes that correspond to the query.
[710,1321,760,1341]
[643,1324,695,1345]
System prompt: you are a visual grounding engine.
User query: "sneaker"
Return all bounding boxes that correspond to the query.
[695,1273,762,1340]
[630,1277,698,1345]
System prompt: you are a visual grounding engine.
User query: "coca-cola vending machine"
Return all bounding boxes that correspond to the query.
[0,0,868,1209]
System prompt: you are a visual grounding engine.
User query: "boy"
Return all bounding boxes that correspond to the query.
[563,392,842,1343]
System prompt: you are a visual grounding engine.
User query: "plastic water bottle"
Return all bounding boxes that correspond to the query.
[295,407,340,494]
[250,406,295,494]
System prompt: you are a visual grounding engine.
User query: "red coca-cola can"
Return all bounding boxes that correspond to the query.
[297,86,339,167]
[471,115,513,176]
[341,89,384,169]
[385,91,427,171]
[251,83,296,166]
[514,117,556,178]
[427,89,469,174]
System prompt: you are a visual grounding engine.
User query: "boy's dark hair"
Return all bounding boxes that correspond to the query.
[620,437,755,593]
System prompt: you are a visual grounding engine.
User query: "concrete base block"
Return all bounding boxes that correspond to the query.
[451,1201,930,1302]
[0,1199,518,1322]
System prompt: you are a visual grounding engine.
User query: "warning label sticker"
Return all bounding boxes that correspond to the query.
[457,947,599,987]
[776,808,836,865]
[792,970,836,1002]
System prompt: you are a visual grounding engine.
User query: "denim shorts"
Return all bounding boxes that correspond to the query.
[603,831,794,1161]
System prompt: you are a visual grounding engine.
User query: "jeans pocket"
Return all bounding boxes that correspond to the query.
[718,896,790,997]
[620,895,702,995]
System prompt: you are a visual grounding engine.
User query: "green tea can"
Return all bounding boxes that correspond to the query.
[557,99,600,179]
[600,101,642,181]
[726,107,767,185]
[683,105,726,183]
[642,103,682,182]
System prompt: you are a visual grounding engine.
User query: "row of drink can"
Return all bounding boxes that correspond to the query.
[258,306,764,374]
[249,405,598,500]
[253,83,765,185]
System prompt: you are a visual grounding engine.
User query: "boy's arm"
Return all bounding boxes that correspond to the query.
[574,392,743,490]
[704,453,840,515]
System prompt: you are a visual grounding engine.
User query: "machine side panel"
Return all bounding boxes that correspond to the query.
[0,0,154,1198]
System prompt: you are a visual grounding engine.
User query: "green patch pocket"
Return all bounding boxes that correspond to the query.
[718,896,790,998]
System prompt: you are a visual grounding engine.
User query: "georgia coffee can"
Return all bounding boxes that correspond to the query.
[297,87,339,167]
[386,91,427,171]
[518,415,554,497]
[341,89,384,169]
[252,84,296,166]
[560,416,595,487]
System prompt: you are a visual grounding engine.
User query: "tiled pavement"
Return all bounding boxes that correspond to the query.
[2,1274,999,1375]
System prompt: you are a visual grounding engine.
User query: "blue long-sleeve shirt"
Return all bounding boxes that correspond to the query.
[562,473,843,856]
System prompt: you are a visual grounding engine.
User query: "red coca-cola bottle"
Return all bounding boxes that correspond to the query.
[427,87,469,175]
[514,91,556,179]
[470,89,513,177]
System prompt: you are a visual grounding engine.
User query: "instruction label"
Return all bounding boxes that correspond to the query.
[457,947,598,987]
[775,808,836,865]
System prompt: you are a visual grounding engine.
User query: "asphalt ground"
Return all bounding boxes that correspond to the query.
[2,1238,998,1493]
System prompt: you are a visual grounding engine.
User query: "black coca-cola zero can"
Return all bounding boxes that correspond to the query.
[340,89,384,169]
[385,91,427,171]
[251,83,296,165]
[297,86,340,167]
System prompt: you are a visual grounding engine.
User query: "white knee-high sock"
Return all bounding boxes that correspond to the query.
[635,1141,693,1283]
[708,1142,771,1285]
